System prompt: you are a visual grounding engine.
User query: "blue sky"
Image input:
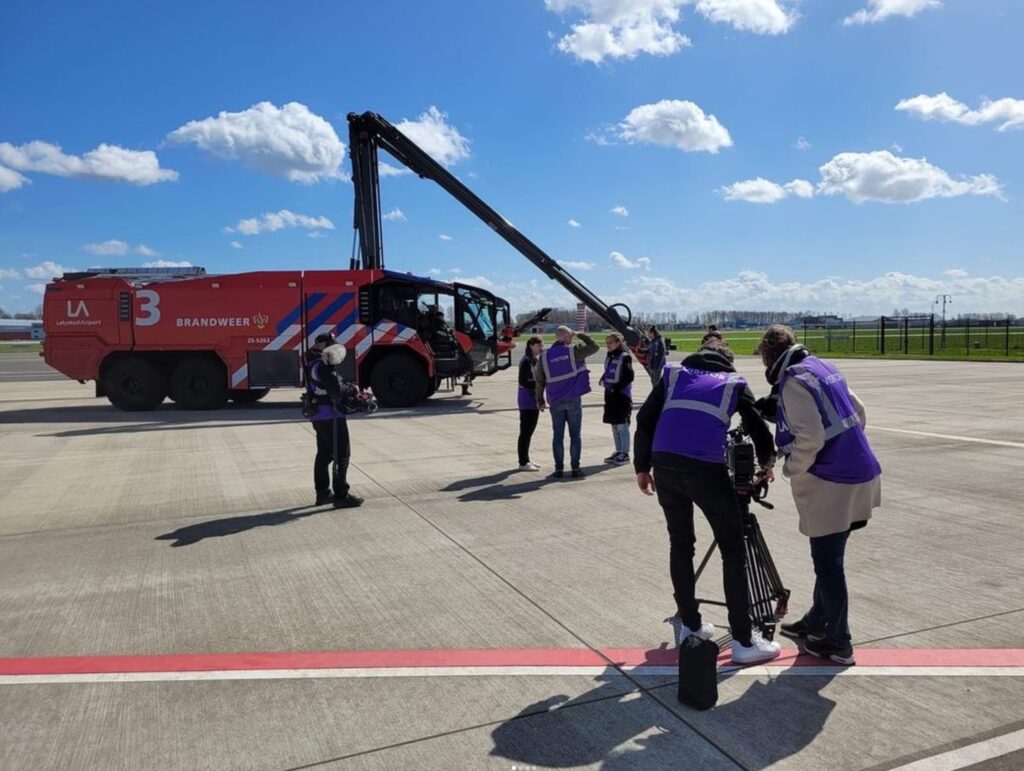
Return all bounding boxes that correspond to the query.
[1,0,1022,316]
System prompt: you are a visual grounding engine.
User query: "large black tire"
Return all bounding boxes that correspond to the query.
[170,356,229,410]
[103,357,167,411]
[229,388,270,404]
[370,353,429,408]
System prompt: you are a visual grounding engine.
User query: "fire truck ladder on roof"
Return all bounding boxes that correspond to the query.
[347,111,640,347]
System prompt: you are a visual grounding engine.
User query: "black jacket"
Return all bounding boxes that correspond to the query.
[633,350,775,473]
[518,355,538,391]
[601,349,635,424]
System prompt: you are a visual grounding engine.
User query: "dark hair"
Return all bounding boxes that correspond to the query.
[647,325,660,337]
[707,324,718,333]
[526,336,543,348]
[756,324,797,365]
[700,330,723,346]
[700,337,734,362]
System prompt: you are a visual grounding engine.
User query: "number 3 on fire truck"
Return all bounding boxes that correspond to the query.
[135,290,161,326]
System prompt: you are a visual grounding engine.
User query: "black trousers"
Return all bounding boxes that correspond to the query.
[313,418,350,496]
[654,456,752,646]
[517,409,539,466]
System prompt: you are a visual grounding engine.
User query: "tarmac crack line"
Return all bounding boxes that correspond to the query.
[854,607,1024,647]
[341,460,749,771]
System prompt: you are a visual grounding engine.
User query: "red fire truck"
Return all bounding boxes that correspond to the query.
[43,111,641,410]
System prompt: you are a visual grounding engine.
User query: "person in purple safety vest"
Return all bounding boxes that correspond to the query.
[756,324,882,666]
[535,326,599,478]
[634,337,782,665]
[516,337,544,472]
[305,333,364,509]
[600,332,635,465]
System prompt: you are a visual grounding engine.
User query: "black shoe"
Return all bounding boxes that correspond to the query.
[802,637,855,666]
[780,618,825,641]
[332,494,364,509]
[315,491,333,505]
[571,468,584,479]
[549,470,564,479]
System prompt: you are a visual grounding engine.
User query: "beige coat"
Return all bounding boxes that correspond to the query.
[781,379,881,538]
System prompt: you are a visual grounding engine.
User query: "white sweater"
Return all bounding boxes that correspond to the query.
[781,379,881,538]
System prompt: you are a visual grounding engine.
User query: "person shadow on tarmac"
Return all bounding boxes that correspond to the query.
[489,645,837,770]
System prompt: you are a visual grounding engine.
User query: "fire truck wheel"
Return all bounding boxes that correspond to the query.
[370,353,429,408]
[170,357,229,410]
[229,388,270,404]
[103,357,167,412]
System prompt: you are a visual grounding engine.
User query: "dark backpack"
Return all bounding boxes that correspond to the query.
[677,636,719,710]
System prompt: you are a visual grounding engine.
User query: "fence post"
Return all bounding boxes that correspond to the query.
[903,317,909,355]
[827,318,832,353]
[1007,318,1012,357]
[852,319,857,353]
[929,314,935,355]
[965,317,970,355]
[880,316,886,355]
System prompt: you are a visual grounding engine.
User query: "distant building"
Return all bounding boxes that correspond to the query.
[0,319,44,340]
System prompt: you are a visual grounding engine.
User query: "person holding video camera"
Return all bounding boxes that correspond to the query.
[304,332,365,509]
[634,336,781,664]
[755,325,881,666]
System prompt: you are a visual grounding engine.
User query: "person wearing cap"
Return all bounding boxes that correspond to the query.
[535,325,599,478]
[305,332,363,509]
[755,324,881,666]
[634,335,782,665]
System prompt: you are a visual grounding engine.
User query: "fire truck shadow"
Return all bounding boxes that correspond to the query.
[154,505,321,547]
[451,464,618,502]
[16,403,300,437]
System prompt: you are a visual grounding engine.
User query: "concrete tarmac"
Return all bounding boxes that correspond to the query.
[1,355,1022,770]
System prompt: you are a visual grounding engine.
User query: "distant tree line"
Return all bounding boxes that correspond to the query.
[0,304,43,320]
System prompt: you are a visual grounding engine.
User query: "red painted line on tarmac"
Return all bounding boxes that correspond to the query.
[0,648,1021,677]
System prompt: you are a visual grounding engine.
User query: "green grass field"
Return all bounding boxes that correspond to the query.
[0,342,42,354]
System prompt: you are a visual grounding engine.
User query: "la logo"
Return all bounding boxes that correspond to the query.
[67,300,90,318]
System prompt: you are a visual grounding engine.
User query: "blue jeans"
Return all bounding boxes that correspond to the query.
[550,398,582,470]
[612,423,630,455]
[804,529,852,647]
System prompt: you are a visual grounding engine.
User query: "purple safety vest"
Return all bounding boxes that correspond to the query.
[306,360,346,422]
[602,352,632,400]
[517,354,539,411]
[541,341,591,405]
[652,364,745,463]
[775,356,881,484]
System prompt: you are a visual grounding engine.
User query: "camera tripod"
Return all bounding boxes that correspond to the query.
[693,484,790,643]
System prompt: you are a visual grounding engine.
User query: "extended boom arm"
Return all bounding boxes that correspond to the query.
[348,111,640,347]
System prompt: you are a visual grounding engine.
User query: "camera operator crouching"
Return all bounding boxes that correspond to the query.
[756,325,881,666]
[634,335,782,665]
[304,332,366,509]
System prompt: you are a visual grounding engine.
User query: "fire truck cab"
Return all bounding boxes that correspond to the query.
[43,266,511,411]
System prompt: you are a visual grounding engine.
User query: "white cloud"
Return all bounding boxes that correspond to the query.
[27,283,48,295]
[142,260,192,268]
[620,270,1024,315]
[617,100,732,154]
[843,0,940,26]
[610,205,630,217]
[439,233,454,241]
[560,260,596,270]
[24,261,71,280]
[168,102,346,183]
[136,244,159,257]
[0,164,29,193]
[450,267,463,274]
[0,141,177,186]
[395,107,470,167]
[817,150,1003,204]
[568,218,582,228]
[794,136,811,150]
[0,268,21,280]
[226,209,335,236]
[379,162,412,177]
[895,93,1024,132]
[228,241,244,249]
[718,177,814,203]
[454,274,495,289]
[545,1,796,63]
[307,231,327,239]
[610,251,651,269]
[83,239,129,256]
[383,208,407,221]
[427,268,442,276]
[944,268,968,278]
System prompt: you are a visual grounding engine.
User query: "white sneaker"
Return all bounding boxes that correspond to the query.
[677,621,715,646]
[518,462,541,472]
[730,631,782,665]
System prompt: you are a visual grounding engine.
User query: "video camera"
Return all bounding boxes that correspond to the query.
[300,382,378,418]
[726,427,770,506]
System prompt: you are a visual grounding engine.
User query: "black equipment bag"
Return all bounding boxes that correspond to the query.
[677,637,719,710]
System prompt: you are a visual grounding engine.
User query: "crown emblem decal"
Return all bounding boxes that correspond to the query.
[253,313,269,329]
